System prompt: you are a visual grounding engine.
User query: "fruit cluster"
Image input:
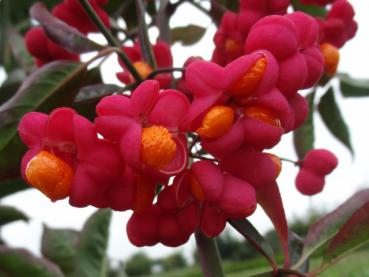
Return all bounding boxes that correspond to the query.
[19,0,350,248]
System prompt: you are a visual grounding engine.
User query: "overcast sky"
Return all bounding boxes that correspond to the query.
[1,0,369,264]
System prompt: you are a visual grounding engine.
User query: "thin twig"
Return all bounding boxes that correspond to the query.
[147,67,185,79]
[190,154,217,162]
[78,0,142,82]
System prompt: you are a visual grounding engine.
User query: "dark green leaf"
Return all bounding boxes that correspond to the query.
[338,73,369,97]
[76,84,123,101]
[157,0,171,42]
[0,178,29,198]
[171,25,206,46]
[320,201,369,272]
[318,87,353,153]
[0,246,64,277]
[195,231,225,277]
[41,226,79,276]
[293,92,315,159]
[228,219,276,270]
[0,0,10,65]
[0,61,87,180]
[73,209,112,277]
[292,188,369,270]
[135,0,157,69]
[30,3,104,54]
[8,28,35,74]
[0,205,28,226]
[121,0,137,29]
[291,0,327,17]
[288,231,309,272]
[0,70,25,105]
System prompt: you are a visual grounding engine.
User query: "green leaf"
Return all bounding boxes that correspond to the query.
[8,28,35,74]
[292,188,369,270]
[318,87,353,154]
[228,219,277,270]
[0,205,28,226]
[0,246,64,277]
[0,0,10,65]
[135,0,157,69]
[291,0,327,17]
[41,226,79,276]
[293,92,315,159]
[0,178,29,199]
[0,61,87,180]
[76,84,123,101]
[73,209,112,277]
[171,24,206,46]
[30,3,104,54]
[319,201,369,272]
[338,73,369,97]
[0,70,25,105]
[288,231,309,273]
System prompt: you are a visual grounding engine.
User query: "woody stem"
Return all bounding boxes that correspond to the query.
[78,0,142,82]
[195,231,225,277]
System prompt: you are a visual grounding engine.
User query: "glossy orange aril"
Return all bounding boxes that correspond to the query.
[244,104,282,128]
[25,150,73,202]
[140,125,177,169]
[228,57,267,96]
[190,174,205,202]
[133,61,153,79]
[196,105,235,139]
[320,43,339,75]
[266,153,282,178]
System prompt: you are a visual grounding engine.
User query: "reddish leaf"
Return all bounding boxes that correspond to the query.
[322,201,369,267]
[229,219,277,271]
[30,2,103,54]
[292,188,369,269]
[256,182,289,266]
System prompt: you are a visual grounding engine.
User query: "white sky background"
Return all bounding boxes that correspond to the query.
[1,0,369,264]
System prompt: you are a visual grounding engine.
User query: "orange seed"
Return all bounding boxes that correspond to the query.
[196,105,235,139]
[140,126,177,169]
[244,104,282,128]
[228,57,267,96]
[190,174,205,202]
[266,153,282,178]
[25,150,73,202]
[133,61,153,79]
[320,43,340,75]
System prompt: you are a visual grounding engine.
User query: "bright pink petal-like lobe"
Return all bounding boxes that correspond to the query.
[183,60,226,130]
[96,94,134,117]
[220,147,276,188]
[158,213,190,247]
[277,53,307,98]
[303,149,338,175]
[46,108,76,143]
[301,46,324,88]
[127,205,160,247]
[18,112,48,147]
[256,182,290,266]
[241,117,284,150]
[200,205,227,237]
[131,80,160,115]
[287,12,319,49]
[295,168,325,195]
[245,15,298,61]
[24,28,50,59]
[219,174,257,219]
[148,89,190,130]
[201,119,245,158]
[191,161,224,203]
[160,135,188,176]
